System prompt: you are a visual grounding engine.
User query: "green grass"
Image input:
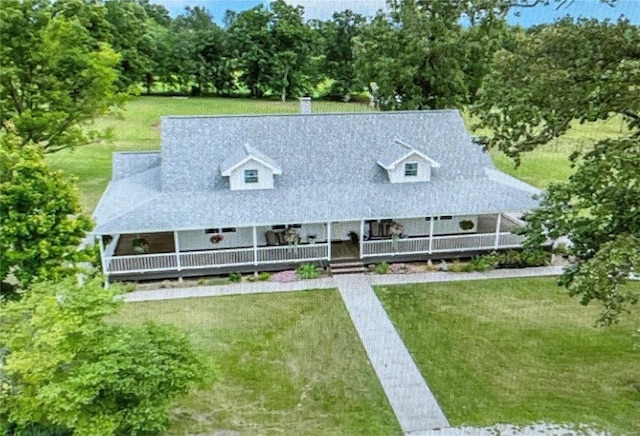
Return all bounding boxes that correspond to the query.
[481,116,630,188]
[115,290,400,435]
[46,96,372,213]
[375,278,640,434]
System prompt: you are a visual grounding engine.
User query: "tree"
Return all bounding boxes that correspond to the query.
[0,0,121,152]
[0,135,93,292]
[103,0,158,92]
[473,17,640,324]
[353,0,509,110]
[316,10,367,100]
[0,278,207,435]
[227,1,316,99]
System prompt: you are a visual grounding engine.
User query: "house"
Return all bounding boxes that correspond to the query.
[92,99,542,282]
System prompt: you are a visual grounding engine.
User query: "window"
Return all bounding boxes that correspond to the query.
[221,227,236,233]
[404,162,418,177]
[272,224,286,230]
[205,228,218,234]
[244,169,258,183]
[440,215,453,220]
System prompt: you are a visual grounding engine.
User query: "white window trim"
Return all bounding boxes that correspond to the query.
[404,162,418,177]
[244,169,258,183]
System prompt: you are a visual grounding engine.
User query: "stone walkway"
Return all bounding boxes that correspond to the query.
[335,274,449,433]
[124,266,563,302]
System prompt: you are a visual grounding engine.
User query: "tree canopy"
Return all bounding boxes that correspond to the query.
[473,17,640,324]
[0,0,121,153]
[0,278,207,434]
[0,135,93,292]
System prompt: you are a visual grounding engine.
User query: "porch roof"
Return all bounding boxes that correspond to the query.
[92,168,539,234]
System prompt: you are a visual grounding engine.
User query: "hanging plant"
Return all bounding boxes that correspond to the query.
[210,234,224,244]
[459,220,475,231]
[132,236,149,253]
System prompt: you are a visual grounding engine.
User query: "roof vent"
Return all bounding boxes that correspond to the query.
[299,96,311,114]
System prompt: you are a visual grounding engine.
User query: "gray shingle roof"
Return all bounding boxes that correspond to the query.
[377,138,440,169]
[219,143,282,175]
[93,110,540,234]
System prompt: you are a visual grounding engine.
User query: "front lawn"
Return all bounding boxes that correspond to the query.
[375,278,640,434]
[115,289,400,435]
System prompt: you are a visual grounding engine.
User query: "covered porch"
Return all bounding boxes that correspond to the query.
[98,213,526,279]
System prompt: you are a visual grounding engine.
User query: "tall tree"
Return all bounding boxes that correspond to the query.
[0,135,93,293]
[103,0,158,92]
[317,10,367,100]
[228,1,315,99]
[1,278,207,435]
[473,17,640,324]
[0,0,121,152]
[169,6,233,95]
[353,0,508,110]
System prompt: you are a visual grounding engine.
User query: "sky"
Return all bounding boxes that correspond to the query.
[156,0,640,26]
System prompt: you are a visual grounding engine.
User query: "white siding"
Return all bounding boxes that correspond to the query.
[387,153,432,183]
[178,228,254,250]
[229,159,275,190]
[369,216,478,237]
[331,221,361,240]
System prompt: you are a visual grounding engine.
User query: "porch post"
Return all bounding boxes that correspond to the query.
[359,220,365,258]
[428,217,435,254]
[327,221,332,261]
[97,235,108,275]
[173,231,181,271]
[494,213,502,249]
[253,226,258,265]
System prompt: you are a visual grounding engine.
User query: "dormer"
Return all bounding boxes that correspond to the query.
[220,143,282,190]
[378,138,441,183]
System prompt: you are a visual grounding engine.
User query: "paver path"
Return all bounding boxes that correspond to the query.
[334,274,449,433]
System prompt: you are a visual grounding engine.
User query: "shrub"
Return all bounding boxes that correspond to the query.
[296,263,319,279]
[374,262,389,274]
[228,272,242,282]
[449,260,471,272]
[470,253,500,271]
[258,271,271,281]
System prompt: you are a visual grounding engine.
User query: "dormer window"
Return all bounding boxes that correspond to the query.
[378,138,441,184]
[404,162,418,177]
[220,143,282,190]
[244,169,258,183]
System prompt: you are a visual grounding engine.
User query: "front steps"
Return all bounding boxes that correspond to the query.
[330,260,366,275]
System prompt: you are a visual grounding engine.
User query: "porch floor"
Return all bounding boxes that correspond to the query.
[116,233,175,256]
[331,241,360,259]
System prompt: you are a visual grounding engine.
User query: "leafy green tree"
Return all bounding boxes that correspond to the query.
[0,135,93,292]
[0,0,121,152]
[161,6,233,95]
[227,0,316,99]
[353,0,508,110]
[103,0,158,92]
[1,278,208,435]
[473,17,640,324]
[316,10,367,100]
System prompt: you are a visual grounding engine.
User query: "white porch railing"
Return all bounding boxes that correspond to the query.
[106,243,329,274]
[257,244,329,263]
[362,232,525,257]
[108,253,178,274]
[180,248,254,268]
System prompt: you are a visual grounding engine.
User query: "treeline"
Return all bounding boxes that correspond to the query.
[2,0,532,107]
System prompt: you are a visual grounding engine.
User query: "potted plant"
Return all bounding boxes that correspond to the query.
[131,236,149,253]
[459,220,475,231]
